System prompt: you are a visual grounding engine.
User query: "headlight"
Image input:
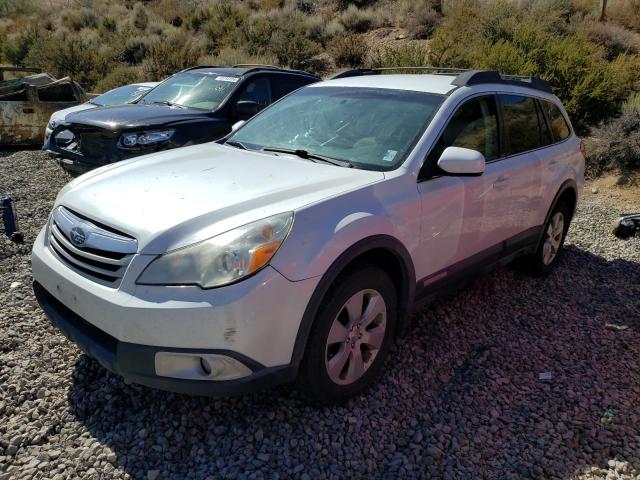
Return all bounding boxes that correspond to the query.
[137,212,294,288]
[120,129,175,148]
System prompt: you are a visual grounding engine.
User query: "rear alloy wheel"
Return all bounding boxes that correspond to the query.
[298,266,397,405]
[517,200,571,276]
[542,211,565,266]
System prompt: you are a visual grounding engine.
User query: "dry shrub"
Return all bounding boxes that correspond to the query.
[60,8,98,32]
[583,20,639,59]
[585,112,640,176]
[201,46,278,67]
[370,43,430,67]
[397,0,441,39]
[329,34,368,67]
[607,0,640,31]
[338,5,378,33]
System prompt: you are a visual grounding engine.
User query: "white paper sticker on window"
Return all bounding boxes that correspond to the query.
[382,150,397,162]
[216,76,239,83]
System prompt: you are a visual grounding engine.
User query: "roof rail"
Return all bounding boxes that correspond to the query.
[179,65,222,73]
[233,64,281,70]
[331,67,552,93]
[235,64,320,78]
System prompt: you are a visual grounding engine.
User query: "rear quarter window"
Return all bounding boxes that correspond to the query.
[541,100,571,142]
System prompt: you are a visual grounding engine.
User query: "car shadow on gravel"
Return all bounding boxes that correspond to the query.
[66,245,640,479]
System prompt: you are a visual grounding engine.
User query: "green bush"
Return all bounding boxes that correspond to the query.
[4,27,43,66]
[94,65,142,93]
[329,34,368,67]
[427,0,640,131]
[585,112,640,176]
[622,92,640,115]
[142,30,202,80]
[268,27,322,70]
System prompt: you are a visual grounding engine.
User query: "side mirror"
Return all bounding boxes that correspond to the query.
[231,120,245,132]
[437,146,485,176]
[235,100,260,118]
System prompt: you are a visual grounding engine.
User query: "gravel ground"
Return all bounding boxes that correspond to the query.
[1,150,639,480]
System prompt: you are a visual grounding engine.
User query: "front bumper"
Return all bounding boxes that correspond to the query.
[33,282,295,396]
[31,227,319,396]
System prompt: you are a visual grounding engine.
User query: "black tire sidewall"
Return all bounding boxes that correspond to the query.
[299,266,397,405]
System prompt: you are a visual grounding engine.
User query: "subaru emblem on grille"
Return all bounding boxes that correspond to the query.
[69,227,87,247]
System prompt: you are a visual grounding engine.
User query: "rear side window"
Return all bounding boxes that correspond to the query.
[500,94,550,155]
[540,100,571,142]
[425,95,499,175]
[238,78,272,108]
[272,76,310,101]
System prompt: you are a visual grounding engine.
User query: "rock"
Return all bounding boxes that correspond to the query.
[147,470,160,480]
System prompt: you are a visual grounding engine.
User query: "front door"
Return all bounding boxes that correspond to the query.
[415,95,512,281]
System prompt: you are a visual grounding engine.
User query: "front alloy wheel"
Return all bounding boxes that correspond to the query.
[325,289,387,385]
[298,266,397,405]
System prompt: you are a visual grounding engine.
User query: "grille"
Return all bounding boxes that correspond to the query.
[55,126,116,165]
[48,206,137,286]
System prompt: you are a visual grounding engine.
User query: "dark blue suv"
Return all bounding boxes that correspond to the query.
[44,65,320,175]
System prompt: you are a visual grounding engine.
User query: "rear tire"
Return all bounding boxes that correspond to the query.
[298,266,397,405]
[518,200,572,276]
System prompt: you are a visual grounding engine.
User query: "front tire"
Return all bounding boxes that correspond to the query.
[298,266,397,405]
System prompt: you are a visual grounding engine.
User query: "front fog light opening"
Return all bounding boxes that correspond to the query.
[155,352,252,381]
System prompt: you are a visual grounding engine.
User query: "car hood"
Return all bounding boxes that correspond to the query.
[63,104,212,131]
[49,103,95,124]
[56,143,385,254]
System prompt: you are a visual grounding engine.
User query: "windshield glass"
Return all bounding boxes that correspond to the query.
[228,86,443,170]
[138,72,238,110]
[90,84,154,107]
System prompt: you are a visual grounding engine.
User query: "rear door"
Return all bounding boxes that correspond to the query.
[497,94,546,236]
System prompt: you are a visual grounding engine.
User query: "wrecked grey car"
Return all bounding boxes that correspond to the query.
[0,67,88,146]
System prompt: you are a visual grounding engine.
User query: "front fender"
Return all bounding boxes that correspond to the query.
[271,182,416,282]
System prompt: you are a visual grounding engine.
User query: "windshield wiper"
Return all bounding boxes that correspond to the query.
[152,100,186,109]
[225,140,249,150]
[261,147,352,168]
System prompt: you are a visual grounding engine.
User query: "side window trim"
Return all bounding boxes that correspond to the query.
[418,92,500,182]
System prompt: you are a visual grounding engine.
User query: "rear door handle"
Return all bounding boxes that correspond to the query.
[493,175,509,190]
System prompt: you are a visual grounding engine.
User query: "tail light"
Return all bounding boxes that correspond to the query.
[579,139,586,157]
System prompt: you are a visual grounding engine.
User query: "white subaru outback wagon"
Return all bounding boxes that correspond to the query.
[32,68,584,404]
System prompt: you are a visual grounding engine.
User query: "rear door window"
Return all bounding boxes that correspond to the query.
[540,100,571,142]
[499,94,550,155]
[237,78,272,109]
[271,76,311,101]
